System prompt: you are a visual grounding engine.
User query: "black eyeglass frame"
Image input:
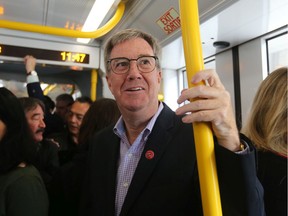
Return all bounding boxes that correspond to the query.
[107,56,159,74]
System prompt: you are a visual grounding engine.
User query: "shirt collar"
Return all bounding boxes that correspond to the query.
[114,102,164,140]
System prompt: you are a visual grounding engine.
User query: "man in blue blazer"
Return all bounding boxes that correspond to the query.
[79,29,265,216]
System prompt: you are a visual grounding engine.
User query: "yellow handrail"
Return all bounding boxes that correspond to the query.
[179,0,222,215]
[43,84,57,95]
[90,69,98,101]
[0,2,125,39]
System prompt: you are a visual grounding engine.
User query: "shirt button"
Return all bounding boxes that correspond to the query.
[128,153,132,157]
[123,182,129,187]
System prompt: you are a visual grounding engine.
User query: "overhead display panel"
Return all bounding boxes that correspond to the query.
[0,34,99,68]
[0,44,90,64]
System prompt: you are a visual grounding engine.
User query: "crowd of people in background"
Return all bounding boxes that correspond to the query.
[0,29,286,216]
[1,55,122,215]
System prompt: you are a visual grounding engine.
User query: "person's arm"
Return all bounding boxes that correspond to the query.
[214,134,265,215]
[176,69,265,215]
[24,55,45,100]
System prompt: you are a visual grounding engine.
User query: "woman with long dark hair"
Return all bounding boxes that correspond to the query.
[0,87,48,216]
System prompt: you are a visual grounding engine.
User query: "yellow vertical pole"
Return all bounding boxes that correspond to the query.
[91,69,98,101]
[179,0,222,215]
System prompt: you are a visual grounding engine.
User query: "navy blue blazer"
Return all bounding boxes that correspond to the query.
[80,103,264,216]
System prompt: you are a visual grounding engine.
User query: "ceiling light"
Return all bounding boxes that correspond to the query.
[0,6,4,15]
[77,0,118,43]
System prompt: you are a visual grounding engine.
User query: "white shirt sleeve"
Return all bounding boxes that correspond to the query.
[26,74,39,83]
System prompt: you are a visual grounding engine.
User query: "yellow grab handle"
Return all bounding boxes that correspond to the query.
[179,0,222,215]
[90,69,98,101]
[0,2,125,39]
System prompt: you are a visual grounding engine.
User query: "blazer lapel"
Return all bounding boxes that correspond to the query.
[120,105,178,215]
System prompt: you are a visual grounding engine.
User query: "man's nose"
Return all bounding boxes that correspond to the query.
[127,61,141,79]
[40,119,46,128]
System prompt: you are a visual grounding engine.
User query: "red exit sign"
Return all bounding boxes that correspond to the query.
[156,8,181,34]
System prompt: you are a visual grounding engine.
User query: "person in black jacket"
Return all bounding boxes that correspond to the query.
[19,97,59,188]
[79,29,265,216]
[48,96,92,166]
[242,66,287,216]
[49,98,120,216]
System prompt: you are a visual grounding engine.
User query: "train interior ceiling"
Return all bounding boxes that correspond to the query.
[0,0,287,121]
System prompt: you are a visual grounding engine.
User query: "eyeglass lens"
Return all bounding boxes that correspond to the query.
[110,56,156,74]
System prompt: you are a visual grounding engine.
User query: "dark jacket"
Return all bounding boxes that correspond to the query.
[79,104,265,216]
[33,139,59,187]
[257,150,287,216]
[48,152,87,216]
[48,129,78,166]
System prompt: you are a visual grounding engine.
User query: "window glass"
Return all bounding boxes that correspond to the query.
[180,58,216,89]
[0,79,80,101]
[178,58,216,106]
[267,33,288,73]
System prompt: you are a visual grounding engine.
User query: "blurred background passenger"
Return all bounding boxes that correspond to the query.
[0,87,48,216]
[49,98,120,216]
[19,97,59,187]
[49,96,92,165]
[241,66,287,216]
[78,98,121,149]
[55,93,74,123]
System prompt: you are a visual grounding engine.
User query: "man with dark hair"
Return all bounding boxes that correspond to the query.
[49,96,92,165]
[19,97,59,187]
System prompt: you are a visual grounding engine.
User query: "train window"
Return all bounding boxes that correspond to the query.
[0,79,80,102]
[177,58,216,108]
[42,84,81,101]
[0,80,28,97]
[179,57,216,90]
[266,32,288,73]
[204,58,216,72]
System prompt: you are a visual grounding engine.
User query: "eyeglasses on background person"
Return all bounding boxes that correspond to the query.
[107,56,158,74]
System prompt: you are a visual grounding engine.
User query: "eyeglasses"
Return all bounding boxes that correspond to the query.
[107,56,158,74]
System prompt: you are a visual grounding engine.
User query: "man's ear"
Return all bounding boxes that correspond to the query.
[158,71,162,83]
[106,75,112,91]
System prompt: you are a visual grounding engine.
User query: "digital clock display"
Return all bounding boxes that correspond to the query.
[60,52,87,63]
[0,44,90,64]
